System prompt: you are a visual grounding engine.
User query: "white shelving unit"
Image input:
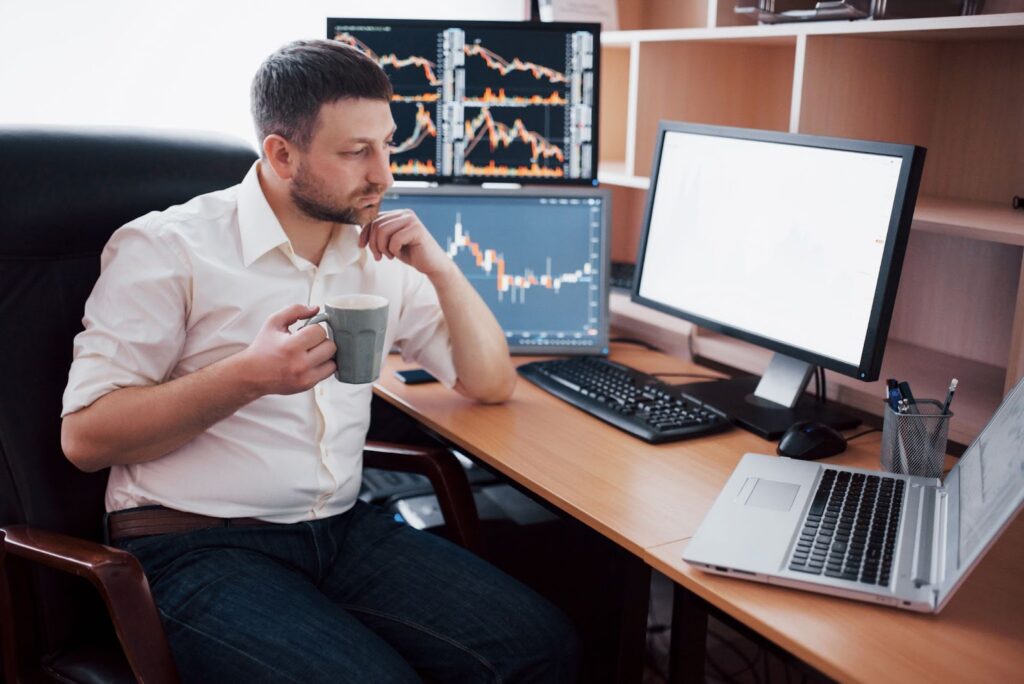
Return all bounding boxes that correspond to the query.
[598,2,1024,444]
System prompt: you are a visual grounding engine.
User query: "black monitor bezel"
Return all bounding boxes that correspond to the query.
[381,185,611,355]
[631,121,925,382]
[327,17,601,187]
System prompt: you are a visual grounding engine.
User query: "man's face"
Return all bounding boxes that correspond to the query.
[289,98,396,226]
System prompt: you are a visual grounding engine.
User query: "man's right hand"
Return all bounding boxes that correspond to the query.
[63,303,338,472]
[237,304,337,396]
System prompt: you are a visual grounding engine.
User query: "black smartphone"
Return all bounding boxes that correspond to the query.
[394,368,438,385]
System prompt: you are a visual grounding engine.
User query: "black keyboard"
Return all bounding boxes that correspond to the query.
[788,469,905,586]
[517,357,730,444]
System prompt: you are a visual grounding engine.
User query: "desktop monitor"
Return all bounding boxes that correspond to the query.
[632,121,926,439]
[380,187,610,355]
[327,18,599,185]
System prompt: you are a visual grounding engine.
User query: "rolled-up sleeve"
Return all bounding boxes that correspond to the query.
[62,219,191,416]
[392,270,458,388]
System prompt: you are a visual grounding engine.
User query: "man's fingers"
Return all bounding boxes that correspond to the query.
[268,304,319,331]
[387,225,416,259]
[370,221,406,259]
[310,360,337,384]
[306,338,337,365]
[289,322,328,350]
[371,211,412,230]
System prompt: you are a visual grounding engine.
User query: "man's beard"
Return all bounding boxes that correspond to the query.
[290,163,383,226]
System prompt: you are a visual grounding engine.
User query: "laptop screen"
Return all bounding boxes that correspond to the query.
[954,377,1024,567]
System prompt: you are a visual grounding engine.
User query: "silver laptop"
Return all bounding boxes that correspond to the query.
[683,376,1024,612]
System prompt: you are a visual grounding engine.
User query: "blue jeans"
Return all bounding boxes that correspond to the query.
[116,501,579,683]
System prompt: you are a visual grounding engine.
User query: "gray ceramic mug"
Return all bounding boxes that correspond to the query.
[301,294,389,384]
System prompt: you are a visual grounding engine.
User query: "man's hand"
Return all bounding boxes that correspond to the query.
[359,210,456,281]
[237,304,337,396]
[361,210,515,404]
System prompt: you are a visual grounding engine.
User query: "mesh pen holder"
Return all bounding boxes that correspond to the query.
[880,399,951,479]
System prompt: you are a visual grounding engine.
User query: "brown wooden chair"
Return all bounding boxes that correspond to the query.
[0,127,479,684]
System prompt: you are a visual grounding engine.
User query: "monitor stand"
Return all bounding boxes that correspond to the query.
[678,353,861,440]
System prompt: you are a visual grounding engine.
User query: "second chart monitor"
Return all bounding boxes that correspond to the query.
[380,188,609,354]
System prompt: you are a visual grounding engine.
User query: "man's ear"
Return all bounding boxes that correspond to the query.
[262,134,298,181]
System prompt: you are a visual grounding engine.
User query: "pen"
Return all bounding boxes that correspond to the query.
[941,378,958,414]
[898,381,916,412]
[886,378,901,412]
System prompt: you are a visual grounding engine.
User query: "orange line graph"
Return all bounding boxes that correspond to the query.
[464,87,567,106]
[336,32,567,88]
[392,93,441,103]
[391,103,437,155]
[464,108,564,164]
[448,213,588,293]
[462,160,565,178]
[334,32,441,85]
[464,43,566,84]
[391,159,437,175]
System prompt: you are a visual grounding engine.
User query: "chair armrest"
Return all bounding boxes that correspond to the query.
[1,524,179,684]
[364,441,481,553]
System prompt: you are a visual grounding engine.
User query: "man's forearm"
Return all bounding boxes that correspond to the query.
[430,266,516,403]
[61,352,260,472]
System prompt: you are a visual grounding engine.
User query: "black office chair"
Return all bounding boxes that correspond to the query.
[0,127,478,683]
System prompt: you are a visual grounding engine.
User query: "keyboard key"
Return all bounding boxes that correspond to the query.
[825,570,859,581]
[791,565,823,575]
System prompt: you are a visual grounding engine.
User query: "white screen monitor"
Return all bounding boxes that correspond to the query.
[632,122,925,438]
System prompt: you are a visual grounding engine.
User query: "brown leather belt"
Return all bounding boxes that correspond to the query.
[107,506,272,541]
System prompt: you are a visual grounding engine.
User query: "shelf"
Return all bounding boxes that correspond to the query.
[602,11,1024,45]
[608,289,1006,444]
[691,332,1005,446]
[609,291,695,360]
[598,162,650,189]
[591,174,1024,248]
[914,196,1024,246]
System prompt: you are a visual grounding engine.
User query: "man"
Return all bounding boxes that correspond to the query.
[60,39,578,682]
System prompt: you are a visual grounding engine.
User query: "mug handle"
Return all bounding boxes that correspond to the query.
[299,312,333,340]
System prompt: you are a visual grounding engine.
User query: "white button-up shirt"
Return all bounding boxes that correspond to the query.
[62,162,457,523]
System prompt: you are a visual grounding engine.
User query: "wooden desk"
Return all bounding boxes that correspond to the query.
[374,347,1024,683]
[376,347,774,553]
[647,516,1024,683]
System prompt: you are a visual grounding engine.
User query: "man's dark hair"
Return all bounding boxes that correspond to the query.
[251,39,393,151]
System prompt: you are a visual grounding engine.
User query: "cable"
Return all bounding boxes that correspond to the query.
[820,367,827,404]
[846,427,881,442]
[814,366,822,401]
[653,371,723,380]
[609,336,660,351]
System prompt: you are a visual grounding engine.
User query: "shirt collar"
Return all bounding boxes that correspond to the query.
[236,161,364,272]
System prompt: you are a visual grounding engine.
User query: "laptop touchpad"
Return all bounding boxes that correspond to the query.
[745,479,800,511]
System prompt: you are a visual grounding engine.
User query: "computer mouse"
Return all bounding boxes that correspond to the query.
[777,421,847,460]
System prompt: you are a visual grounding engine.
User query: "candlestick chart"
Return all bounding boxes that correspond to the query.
[380,192,606,349]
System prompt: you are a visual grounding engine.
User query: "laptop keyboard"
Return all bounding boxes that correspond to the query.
[788,469,905,586]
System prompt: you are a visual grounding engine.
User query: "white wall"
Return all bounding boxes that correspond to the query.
[0,1,528,148]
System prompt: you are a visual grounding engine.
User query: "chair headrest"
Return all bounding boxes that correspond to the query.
[0,126,258,259]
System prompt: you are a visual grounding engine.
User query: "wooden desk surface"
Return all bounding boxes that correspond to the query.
[376,346,893,553]
[647,515,1024,683]
[376,346,1023,682]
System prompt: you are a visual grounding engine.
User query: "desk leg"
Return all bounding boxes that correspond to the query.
[668,584,708,684]
[615,556,651,684]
